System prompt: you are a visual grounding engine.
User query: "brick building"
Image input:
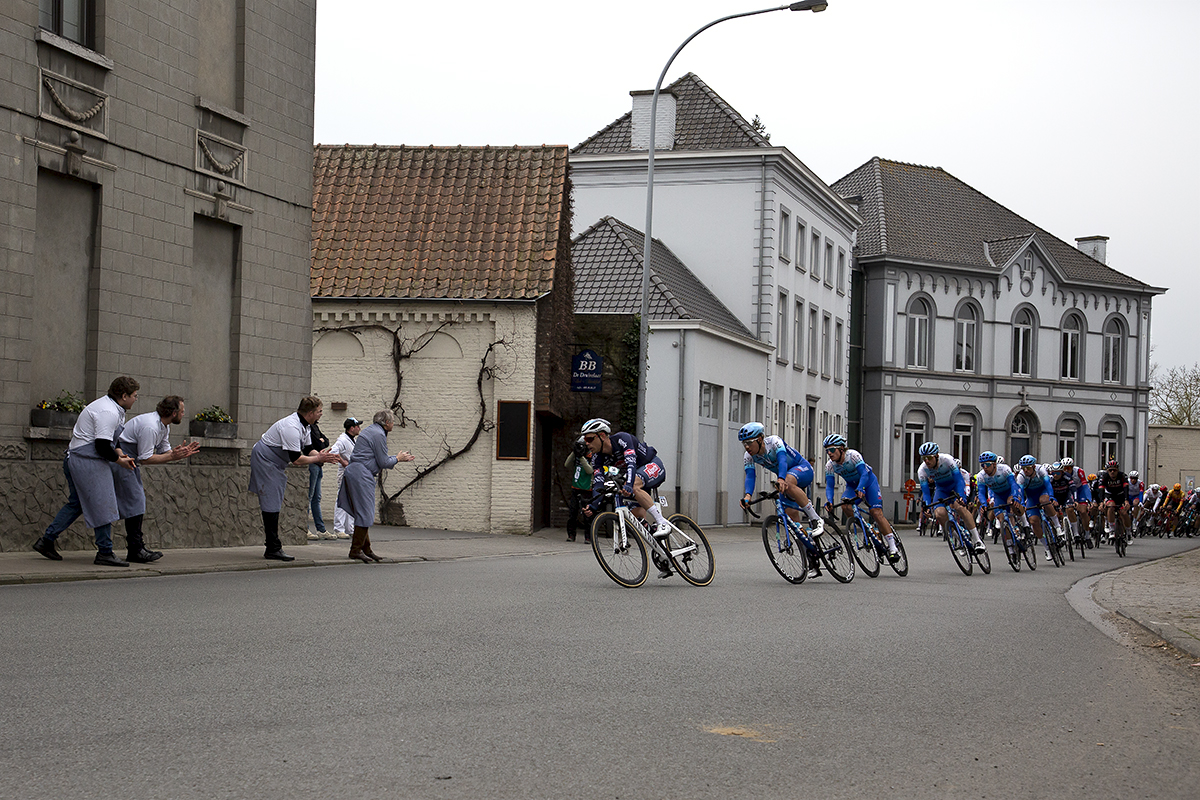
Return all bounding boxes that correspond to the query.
[310,145,574,534]
[0,1,319,552]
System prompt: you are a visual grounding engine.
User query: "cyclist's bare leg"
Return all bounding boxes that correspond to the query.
[781,476,822,527]
[629,476,668,531]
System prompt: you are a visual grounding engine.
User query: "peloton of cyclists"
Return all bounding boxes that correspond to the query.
[737,422,824,535]
[917,442,985,553]
[823,434,901,561]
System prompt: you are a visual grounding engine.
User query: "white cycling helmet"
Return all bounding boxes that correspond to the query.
[1129,470,1139,480]
[580,418,611,435]
[1150,483,1160,492]
[1061,457,1074,468]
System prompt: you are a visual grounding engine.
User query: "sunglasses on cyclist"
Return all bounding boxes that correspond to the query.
[584,435,597,444]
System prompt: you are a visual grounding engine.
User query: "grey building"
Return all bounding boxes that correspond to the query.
[0,1,318,551]
[833,158,1166,515]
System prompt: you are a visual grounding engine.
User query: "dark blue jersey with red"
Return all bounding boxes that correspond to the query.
[589,432,658,493]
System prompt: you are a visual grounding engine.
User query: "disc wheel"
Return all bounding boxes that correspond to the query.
[848,518,880,578]
[947,522,973,576]
[819,529,855,583]
[589,511,647,588]
[760,514,808,584]
[888,532,909,577]
[666,514,715,586]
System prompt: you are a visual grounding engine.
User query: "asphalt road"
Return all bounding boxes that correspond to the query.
[1,531,1196,799]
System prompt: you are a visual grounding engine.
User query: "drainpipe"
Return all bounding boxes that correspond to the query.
[675,330,686,513]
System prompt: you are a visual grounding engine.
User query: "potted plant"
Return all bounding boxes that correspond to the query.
[189,406,237,439]
[31,390,86,429]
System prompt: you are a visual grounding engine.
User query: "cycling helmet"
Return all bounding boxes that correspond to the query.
[823,433,847,449]
[1018,455,1037,467]
[1175,483,1183,491]
[580,418,611,435]
[918,441,939,457]
[1106,459,1119,470]
[1089,474,1098,482]
[1150,484,1160,492]
[1129,470,1139,480]
[1060,456,1074,468]
[1050,461,1063,472]
[737,422,765,442]
[979,451,999,465]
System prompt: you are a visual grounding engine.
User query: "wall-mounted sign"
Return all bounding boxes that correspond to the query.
[571,349,603,392]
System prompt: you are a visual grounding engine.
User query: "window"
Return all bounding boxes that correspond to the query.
[795,403,804,452]
[824,241,834,285]
[700,382,719,419]
[1058,420,1079,462]
[822,314,831,377]
[1021,253,1034,277]
[1012,308,1033,376]
[808,307,819,369]
[837,249,846,293]
[777,291,788,362]
[793,299,804,366]
[834,319,844,381]
[1010,412,1035,462]
[903,412,929,482]
[907,297,931,369]
[1061,314,1082,380]
[952,415,975,468]
[496,401,531,460]
[40,0,95,48]
[777,400,788,437]
[729,390,751,424]
[796,221,807,270]
[955,304,977,372]
[810,231,821,281]
[1103,318,1123,383]
[1100,422,1120,467]
[779,208,790,262]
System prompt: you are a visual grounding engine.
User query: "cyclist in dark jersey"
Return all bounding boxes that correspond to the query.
[1047,462,1082,545]
[1098,460,1131,541]
[580,418,669,535]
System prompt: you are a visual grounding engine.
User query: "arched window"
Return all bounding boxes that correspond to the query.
[1100,420,1121,468]
[906,297,931,369]
[954,304,977,373]
[902,409,929,481]
[1012,308,1033,376]
[1010,411,1038,462]
[1103,317,1124,383]
[952,412,977,468]
[1060,314,1082,380]
[1058,419,1079,462]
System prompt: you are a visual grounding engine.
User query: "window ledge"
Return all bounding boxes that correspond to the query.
[36,29,113,70]
[195,96,251,128]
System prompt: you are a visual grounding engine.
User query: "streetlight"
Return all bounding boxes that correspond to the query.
[635,1,830,439]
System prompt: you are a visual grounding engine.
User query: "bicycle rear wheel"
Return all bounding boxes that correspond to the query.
[819,529,855,583]
[947,521,973,576]
[888,532,909,577]
[761,514,807,584]
[666,514,714,586]
[848,518,880,577]
[590,511,647,588]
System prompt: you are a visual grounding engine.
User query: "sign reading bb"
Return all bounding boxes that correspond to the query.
[570,349,603,392]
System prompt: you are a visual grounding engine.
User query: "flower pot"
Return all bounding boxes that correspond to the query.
[189,420,237,439]
[31,409,79,429]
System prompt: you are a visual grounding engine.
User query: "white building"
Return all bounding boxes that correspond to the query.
[570,73,861,524]
[833,157,1166,515]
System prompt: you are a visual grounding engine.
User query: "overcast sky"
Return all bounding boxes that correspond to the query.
[314,0,1198,370]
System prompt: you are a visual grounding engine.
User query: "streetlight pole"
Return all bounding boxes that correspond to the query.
[635,1,829,439]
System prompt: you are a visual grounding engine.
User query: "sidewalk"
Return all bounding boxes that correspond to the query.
[0,525,580,586]
[1090,543,1200,659]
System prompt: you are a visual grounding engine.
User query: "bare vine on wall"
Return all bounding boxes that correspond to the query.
[315,321,512,524]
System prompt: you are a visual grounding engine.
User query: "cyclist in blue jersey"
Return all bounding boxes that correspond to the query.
[737,422,823,534]
[1014,454,1056,561]
[1061,457,1093,540]
[917,442,985,552]
[580,418,670,537]
[976,451,1023,551]
[822,433,900,561]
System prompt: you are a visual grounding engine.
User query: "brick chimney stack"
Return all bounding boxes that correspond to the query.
[630,89,676,152]
[1076,235,1109,264]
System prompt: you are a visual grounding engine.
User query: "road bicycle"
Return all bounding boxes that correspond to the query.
[588,474,714,588]
[1028,499,1067,567]
[745,490,854,584]
[834,495,908,578]
[928,495,990,576]
[1051,499,1077,562]
[1108,506,1129,558]
[986,504,1037,573]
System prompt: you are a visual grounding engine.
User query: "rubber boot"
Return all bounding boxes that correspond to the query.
[348,527,370,563]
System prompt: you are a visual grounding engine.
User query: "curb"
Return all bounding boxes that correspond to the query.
[1084,547,1200,660]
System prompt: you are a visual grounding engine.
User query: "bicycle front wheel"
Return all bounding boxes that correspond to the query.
[761,514,808,584]
[590,512,647,588]
[666,514,715,587]
[819,529,855,583]
[973,542,991,574]
[948,522,973,576]
[1023,531,1038,571]
[889,532,909,577]
[849,518,880,577]
[1065,528,1075,561]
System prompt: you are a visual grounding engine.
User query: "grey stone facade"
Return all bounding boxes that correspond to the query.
[0,2,317,552]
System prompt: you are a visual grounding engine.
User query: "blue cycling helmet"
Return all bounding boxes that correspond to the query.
[918,441,939,457]
[1050,461,1063,472]
[979,451,999,465]
[1018,454,1037,467]
[738,422,765,442]
[823,433,847,449]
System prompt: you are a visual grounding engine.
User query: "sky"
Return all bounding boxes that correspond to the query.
[313,0,1199,370]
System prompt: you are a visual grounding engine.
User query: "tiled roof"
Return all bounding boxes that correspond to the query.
[832,157,1151,289]
[311,145,569,300]
[572,73,770,155]
[572,216,753,340]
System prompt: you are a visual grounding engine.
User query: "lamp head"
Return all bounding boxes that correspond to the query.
[789,1,829,11]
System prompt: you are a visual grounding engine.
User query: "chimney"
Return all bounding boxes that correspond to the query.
[1076,235,1109,264]
[630,89,676,151]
